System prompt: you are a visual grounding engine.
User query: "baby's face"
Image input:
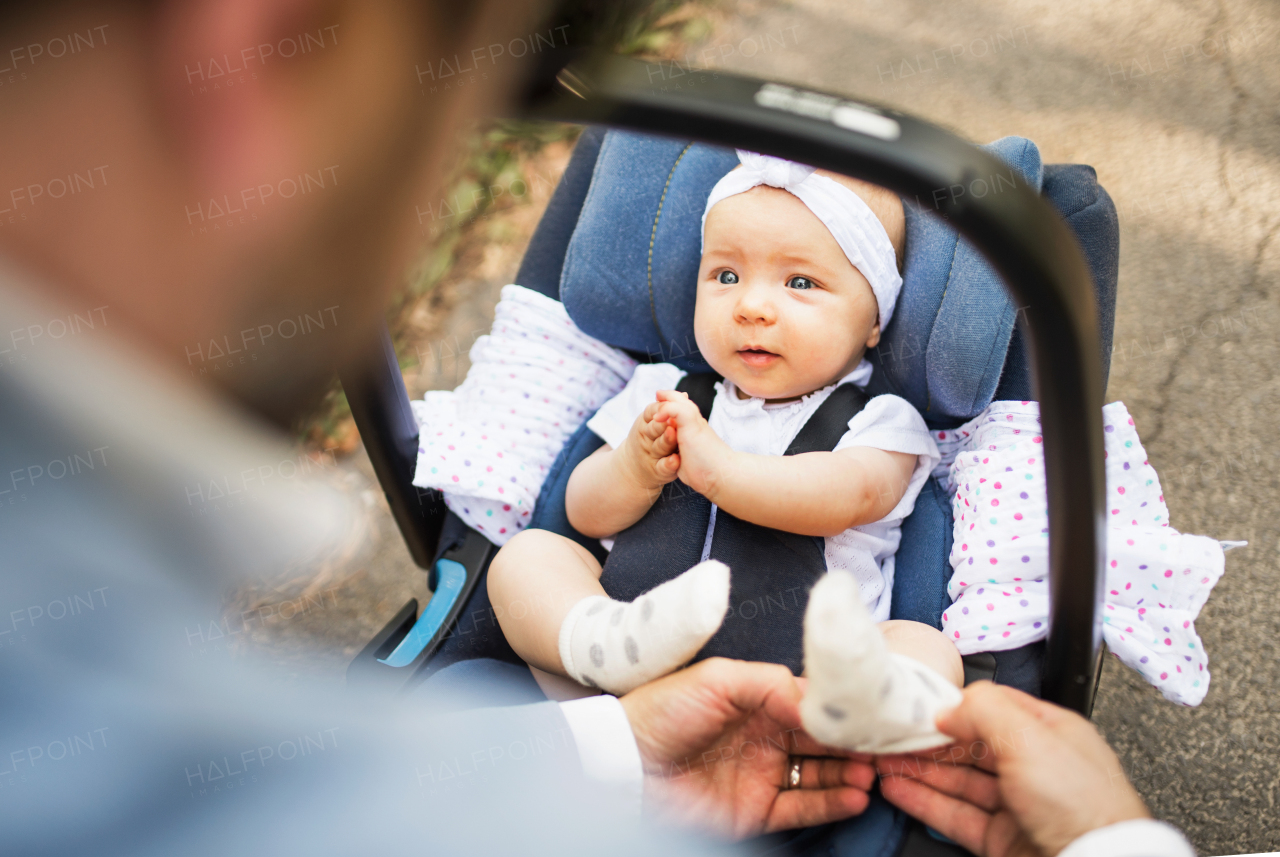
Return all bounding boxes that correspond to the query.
[695,185,883,402]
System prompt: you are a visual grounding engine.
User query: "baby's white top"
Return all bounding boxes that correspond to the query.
[586,360,941,620]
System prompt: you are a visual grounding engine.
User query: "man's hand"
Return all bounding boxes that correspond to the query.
[652,390,734,500]
[875,682,1150,857]
[619,658,875,840]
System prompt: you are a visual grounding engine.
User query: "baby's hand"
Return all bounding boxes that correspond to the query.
[618,398,683,492]
[653,389,731,500]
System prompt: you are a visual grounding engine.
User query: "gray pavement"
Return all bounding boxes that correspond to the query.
[243,3,1279,854]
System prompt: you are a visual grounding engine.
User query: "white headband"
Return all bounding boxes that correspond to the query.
[701,150,902,333]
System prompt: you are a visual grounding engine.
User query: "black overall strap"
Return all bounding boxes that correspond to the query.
[676,372,720,419]
[784,383,872,455]
[678,372,872,456]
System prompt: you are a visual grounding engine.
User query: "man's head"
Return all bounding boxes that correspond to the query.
[0,0,552,424]
[695,167,905,402]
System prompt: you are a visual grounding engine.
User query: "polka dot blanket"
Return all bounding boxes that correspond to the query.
[932,400,1231,706]
[410,285,636,545]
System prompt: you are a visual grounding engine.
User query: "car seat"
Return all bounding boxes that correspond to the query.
[341,54,1118,857]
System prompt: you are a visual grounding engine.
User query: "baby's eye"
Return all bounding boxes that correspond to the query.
[786,276,815,290]
[716,270,739,285]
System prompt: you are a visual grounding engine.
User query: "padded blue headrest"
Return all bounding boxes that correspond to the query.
[560,131,1044,422]
[561,135,737,373]
[867,136,1042,423]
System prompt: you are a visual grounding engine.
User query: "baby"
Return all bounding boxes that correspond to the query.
[488,151,963,753]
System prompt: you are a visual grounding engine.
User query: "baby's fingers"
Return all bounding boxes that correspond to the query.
[655,389,691,403]
[637,414,669,441]
[655,400,699,426]
[656,452,681,478]
[653,425,678,457]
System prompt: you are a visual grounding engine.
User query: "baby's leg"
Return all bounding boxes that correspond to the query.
[880,620,965,689]
[487,529,731,695]
[488,529,608,673]
[800,571,964,754]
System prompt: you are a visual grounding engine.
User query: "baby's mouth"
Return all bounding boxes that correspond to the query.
[737,347,780,368]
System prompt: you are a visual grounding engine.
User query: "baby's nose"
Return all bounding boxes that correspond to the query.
[733,280,777,321]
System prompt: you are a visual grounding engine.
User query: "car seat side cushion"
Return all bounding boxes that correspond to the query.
[1045,164,1119,388]
[992,164,1120,401]
[515,126,608,301]
[559,131,737,370]
[921,136,1044,421]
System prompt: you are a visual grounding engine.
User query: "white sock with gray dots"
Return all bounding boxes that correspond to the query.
[800,570,963,753]
[558,560,731,695]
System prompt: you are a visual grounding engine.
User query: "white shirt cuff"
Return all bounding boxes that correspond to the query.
[559,695,644,815]
[1058,819,1196,857]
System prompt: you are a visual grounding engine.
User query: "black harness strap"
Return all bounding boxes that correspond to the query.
[599,372,874,675]
[785,382,872,455]
[675,372,720,419]
[676,373,872,451]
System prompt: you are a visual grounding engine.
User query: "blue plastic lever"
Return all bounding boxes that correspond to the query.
[377,558,467,667]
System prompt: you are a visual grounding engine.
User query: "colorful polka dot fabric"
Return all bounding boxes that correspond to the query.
[935,400,1227,706]
[411,286,636,545]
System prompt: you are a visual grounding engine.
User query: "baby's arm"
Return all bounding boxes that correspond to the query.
[565,400,683,538]
[654,392,916,538]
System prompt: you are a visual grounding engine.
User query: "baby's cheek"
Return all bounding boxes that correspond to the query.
[693,303,730,353]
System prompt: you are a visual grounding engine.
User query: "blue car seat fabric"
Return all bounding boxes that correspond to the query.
[515,125,607,301]
[993,163,1120,403]
[865,135,1043,426]
[426,126,1119,857]
[560,133,739,372]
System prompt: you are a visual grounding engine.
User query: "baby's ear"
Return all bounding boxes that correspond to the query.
[865,322,882,350]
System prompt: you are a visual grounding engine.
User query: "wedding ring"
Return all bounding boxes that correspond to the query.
[787,757,802,789]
